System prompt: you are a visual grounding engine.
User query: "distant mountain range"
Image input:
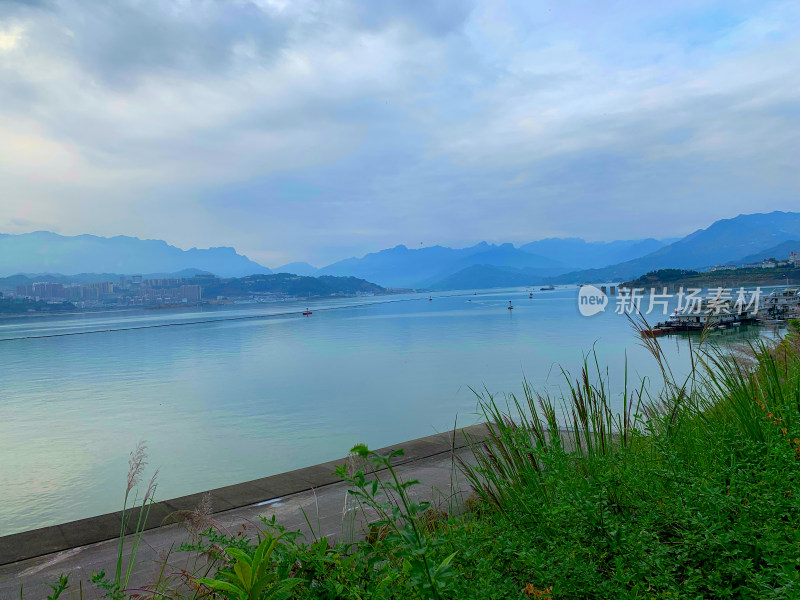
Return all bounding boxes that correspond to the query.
[546,211,800,284]
[314,242,565,288]
[317,211,800,289]
[4,211,799,291]
[0,232,271,278]
[313,239,672,289]
[733,240,800,265]
[519,238,674,270]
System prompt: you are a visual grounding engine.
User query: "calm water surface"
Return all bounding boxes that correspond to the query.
[0,287,768,534]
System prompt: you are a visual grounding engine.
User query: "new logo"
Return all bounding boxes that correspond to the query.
[578,285,608,317]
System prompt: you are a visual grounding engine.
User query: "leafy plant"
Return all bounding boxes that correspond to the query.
[335,445,457,600]
[193,532,302,600]
[45,574,70,600]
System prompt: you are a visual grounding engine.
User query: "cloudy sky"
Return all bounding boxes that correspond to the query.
[1,0,798,267]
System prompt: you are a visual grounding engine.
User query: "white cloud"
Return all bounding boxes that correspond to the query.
[0,24,23,51]
[0,0,798,265]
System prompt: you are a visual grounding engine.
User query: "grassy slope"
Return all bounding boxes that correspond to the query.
[439,341,800,599]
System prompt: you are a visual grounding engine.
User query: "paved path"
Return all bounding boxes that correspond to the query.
[0,426,485,599]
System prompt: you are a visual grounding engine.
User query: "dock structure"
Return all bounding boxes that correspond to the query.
[644,303,759,338]
[641,288,800,337]
[762,288,800,318]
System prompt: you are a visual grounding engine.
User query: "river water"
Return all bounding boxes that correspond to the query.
[0,286,768,535]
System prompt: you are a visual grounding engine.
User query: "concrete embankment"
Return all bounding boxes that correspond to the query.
[0,423,488,598]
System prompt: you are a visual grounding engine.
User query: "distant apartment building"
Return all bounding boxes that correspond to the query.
[16,282,66,300]
[15,284,32,297]
[146,278,184,289]
[743,260,777,269]
[87,281,114,296]
[789,251,799,268]
[36,282,65,298]
[179,285,202,302]
[57,281,115,301]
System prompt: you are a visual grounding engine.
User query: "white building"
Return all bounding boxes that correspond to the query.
[743,260,777,269]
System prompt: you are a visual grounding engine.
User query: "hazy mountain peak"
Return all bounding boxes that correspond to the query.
[274,262,319,276]
[734,240,800,265]
[519,237,671,271]
[316,239,562,288]
[547,211,800,283]
[0,231,271,278]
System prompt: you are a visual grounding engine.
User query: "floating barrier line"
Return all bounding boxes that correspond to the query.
[0,292,481,342]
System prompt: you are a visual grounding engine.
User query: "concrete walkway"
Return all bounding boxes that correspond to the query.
[0,425,487,599]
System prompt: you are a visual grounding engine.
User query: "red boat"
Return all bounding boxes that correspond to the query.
[640,326,675,337]
[302,308,312,316]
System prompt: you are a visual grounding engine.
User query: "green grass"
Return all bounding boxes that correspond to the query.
[31,321,800,599]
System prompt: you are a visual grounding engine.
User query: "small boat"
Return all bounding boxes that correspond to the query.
[429,296,433,301]
[540,285,555,291]
[529,292,533,298]
[640,326,675,338]
[507,301,514,310]
[302,308,312,316]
